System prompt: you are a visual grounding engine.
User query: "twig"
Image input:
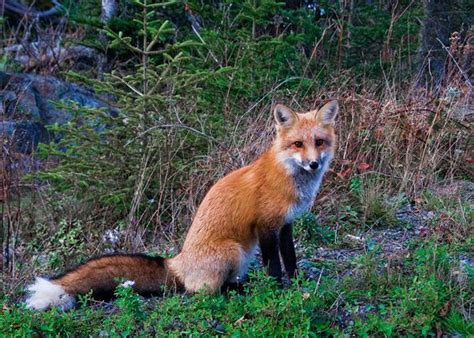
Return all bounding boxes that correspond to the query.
[191,25,220,66]
[232,76,307,138]
[125,123,215,147]
[110,73,144,97]
[313,268,324,295]
[393,107,471,129]
[436,38,473,90]
[3,0,65,18]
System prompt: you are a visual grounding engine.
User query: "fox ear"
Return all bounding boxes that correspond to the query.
[315,100,338,125]
[274,104,297,128]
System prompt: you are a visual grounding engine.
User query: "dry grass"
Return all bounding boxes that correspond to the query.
[185,78,472,204]
[2,79,471,266]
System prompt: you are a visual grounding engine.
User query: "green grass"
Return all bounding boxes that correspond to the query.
[1,241,471,337]
[2,180,471,336]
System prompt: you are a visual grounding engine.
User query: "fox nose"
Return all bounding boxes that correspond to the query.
[309,161,319,170]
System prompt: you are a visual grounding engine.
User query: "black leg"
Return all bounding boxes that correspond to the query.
[258,229,282,282]
[279,223,297,279]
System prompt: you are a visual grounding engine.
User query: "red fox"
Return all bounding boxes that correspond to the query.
[25,100,338,310]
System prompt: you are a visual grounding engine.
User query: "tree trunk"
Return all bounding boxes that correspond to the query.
[101,0,118,23]
[417,0,463,85]
[97,0,118,77]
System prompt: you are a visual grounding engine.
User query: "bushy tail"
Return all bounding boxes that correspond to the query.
[25,254,179,311]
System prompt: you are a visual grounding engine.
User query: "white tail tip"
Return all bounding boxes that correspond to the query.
[25,277,75,311]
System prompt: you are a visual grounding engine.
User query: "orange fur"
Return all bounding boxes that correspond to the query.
[25,101,338,309]
[168,101,338,292]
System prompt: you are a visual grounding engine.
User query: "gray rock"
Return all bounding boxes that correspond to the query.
[0,71,114,153]
[0,120,49,153]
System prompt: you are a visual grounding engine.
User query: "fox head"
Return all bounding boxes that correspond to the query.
[273,100,338,174]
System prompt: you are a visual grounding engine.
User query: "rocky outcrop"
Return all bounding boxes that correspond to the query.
[0,71,113,153]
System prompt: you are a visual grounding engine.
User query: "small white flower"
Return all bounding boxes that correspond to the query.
[102,229,121,245]
[120,280,135,288]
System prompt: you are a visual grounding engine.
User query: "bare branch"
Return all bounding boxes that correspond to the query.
[125,123,215,147]
[3,0,64,18]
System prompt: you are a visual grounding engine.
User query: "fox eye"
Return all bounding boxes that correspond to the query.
[294,141,304,148]
[315,139,325,147]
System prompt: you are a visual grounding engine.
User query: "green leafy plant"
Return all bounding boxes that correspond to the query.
[104,282,147,336]
[293,212,335,247]
[36,0,211,235]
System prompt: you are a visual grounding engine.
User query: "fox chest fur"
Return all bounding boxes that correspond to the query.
[284,152,331,224]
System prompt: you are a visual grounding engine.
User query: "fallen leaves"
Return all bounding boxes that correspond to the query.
[357,162,371,171]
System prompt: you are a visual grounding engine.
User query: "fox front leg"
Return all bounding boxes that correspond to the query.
[258,229,282,282]
[279,223,297,279]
